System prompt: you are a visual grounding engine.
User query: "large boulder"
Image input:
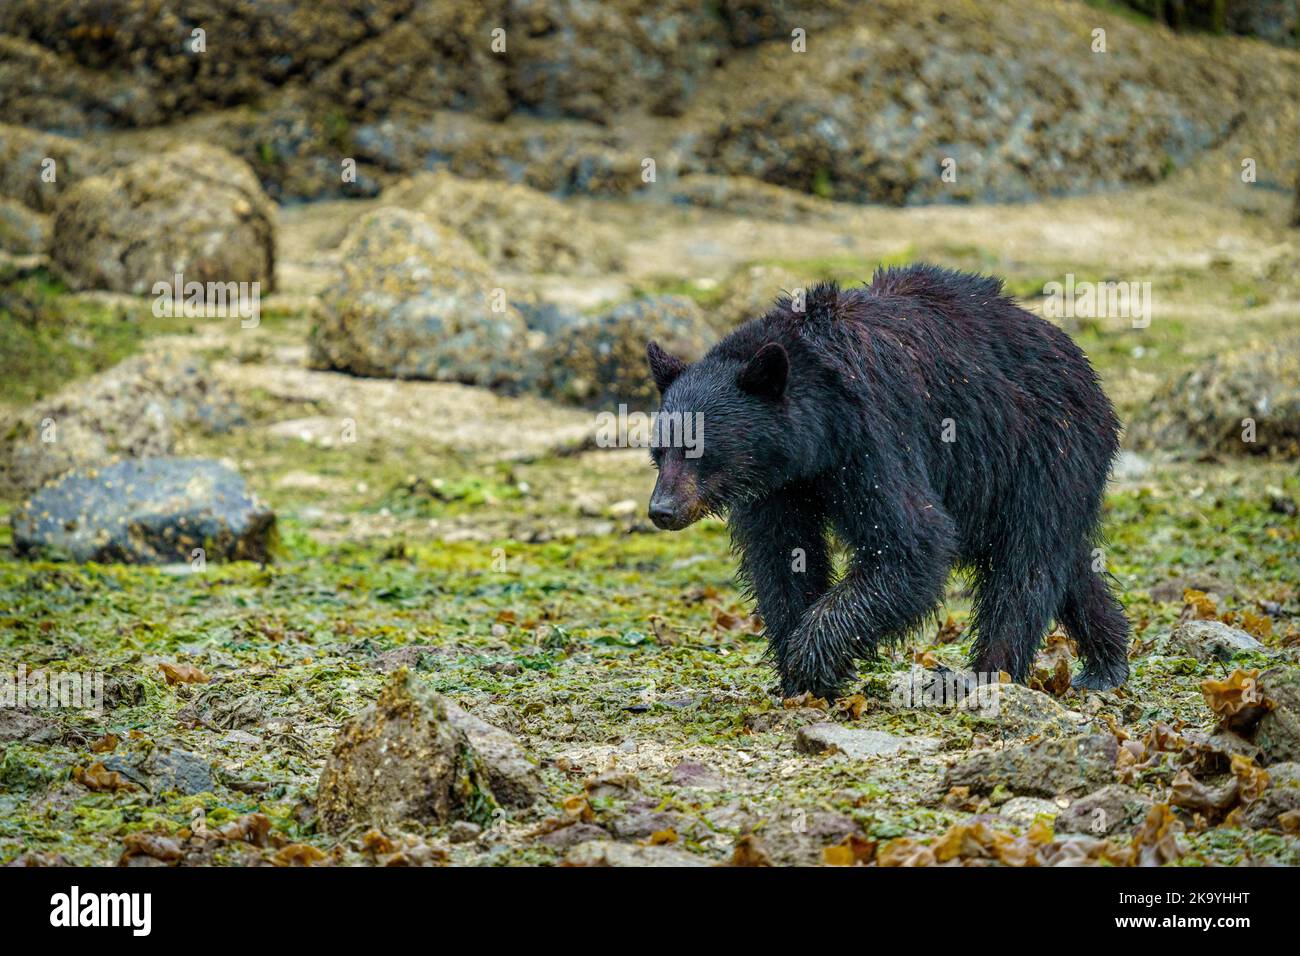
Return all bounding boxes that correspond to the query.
[317,669,542,833]
[51,144,275,295]
[307,208,531,388]
[0,351,241,495]
[11,457,275,564]
[379,171,623,275]
[691,2,1240,204]
[539,296,715,409]
[1130,338,1300,459]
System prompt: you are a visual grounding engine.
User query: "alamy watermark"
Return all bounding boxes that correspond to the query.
[1043,274,1151,329]
[889,667,1002,716]
[596,405,704,458]
[152,273,260,328]
[1,664,104,715]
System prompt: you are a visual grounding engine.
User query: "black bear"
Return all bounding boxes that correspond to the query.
[645,264,1130,699]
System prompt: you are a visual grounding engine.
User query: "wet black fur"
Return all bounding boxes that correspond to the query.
[648,264,1130,699]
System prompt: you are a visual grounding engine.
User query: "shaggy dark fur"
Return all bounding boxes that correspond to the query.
[646,263,1130,699]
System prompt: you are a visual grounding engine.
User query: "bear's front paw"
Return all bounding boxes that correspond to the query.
[779,623,850,701]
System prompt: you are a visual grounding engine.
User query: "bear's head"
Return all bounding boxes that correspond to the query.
[644,338,795,530]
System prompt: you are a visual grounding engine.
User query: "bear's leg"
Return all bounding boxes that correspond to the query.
[730,486,832,679]
[1059,554,1131,690]
[968,560,1065,683]
[781,482,956,699]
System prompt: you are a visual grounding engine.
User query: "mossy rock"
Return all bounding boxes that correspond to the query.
[539,295,715,410]
[51,144,275,295]
[1130,337,1300,459]
[307,207,532,388]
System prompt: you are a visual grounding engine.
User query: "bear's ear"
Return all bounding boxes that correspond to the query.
[647,340,687,394]
[738,342,789,400]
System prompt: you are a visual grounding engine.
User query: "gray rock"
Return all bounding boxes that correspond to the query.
[609,809,697,841]
[378,171,624,275]
[51,144,274,295]
[146,748,213,796]
[538,823,611,849]
[443,700,544,809]
[669,760,724,790]
[796,722,940,759]
[975,682,1082,738]
[1164,620,1266,662]
[308,208,531,389]
[944,734,1119,798]
[447,821,482,844]
[538,296,716,410]
[11,458,275,565]
[739,809,862,866]
[103,747,214,796]
[1055,784,1155,836]
[997,796,1060,828]
[1111,450,1151,481]
[564,840,711,867]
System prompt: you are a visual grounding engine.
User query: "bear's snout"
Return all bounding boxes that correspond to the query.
[649,467,703,530]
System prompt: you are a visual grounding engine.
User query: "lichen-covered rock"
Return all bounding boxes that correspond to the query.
[308,208,531,388]
[795,723,939,758]
[1054,784,1155,836]
[0,197,48,254]
[997,796,1061,828]
[692,2,1240,204]
[11,457,275,564]
[539,296,714,409]
[943,734,1119,798]
[317,669,541,833]
[380,171,623,275]
[0,351,241,495]
[102,746,215,797]
[1161,620,1267,662]
[1130,338,1300,459]
[51,144,275,295]
[974,682,1083,739]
